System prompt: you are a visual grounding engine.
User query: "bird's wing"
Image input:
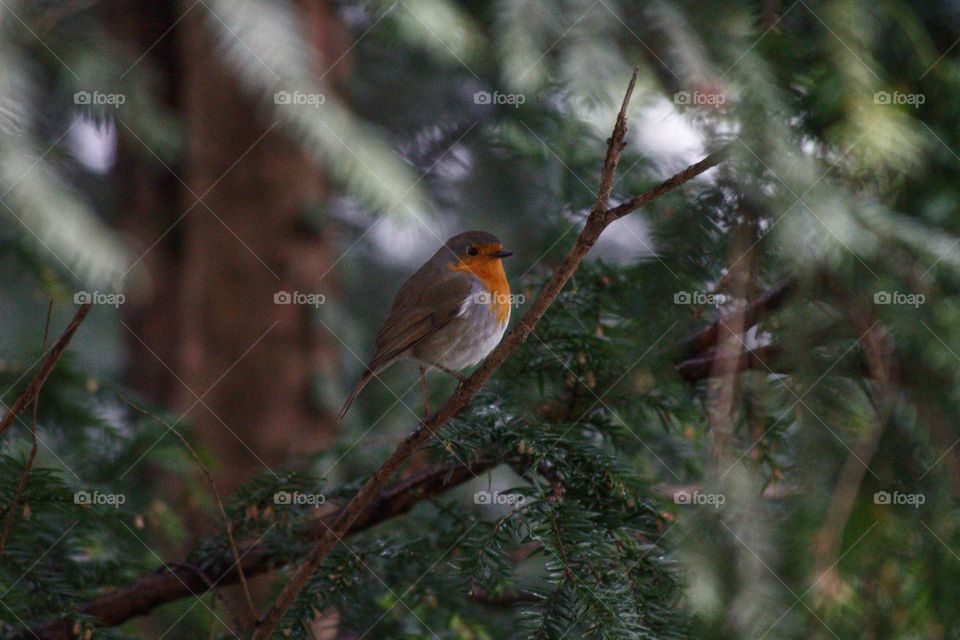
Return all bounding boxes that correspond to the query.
[370,268,473,369]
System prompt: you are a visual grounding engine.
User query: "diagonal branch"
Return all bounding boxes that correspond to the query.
[593,67,638,212]
[251,70,725,638]
[676,344,784,382]
[28,457,495,640]
[0,301,54,558]
[0,303,92,438]
[607,148,728,220]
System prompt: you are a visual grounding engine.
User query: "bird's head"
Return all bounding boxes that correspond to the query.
[443,231,512,270]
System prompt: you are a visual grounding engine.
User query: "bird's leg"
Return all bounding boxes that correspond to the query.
[432,364,466,383]
[419,366,430,417]
[432,364,467,398]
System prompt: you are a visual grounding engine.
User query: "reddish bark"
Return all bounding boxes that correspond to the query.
[110,0,349,495]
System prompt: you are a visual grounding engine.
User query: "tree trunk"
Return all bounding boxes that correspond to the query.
[112,0,344,496]
[173,0,343,493]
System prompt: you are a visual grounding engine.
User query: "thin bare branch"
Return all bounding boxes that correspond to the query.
[593,66,639,213]
[607,149,727,220]
[676,344,784,382]
[0,303,93,438]
[27,458,496,639]
[120,395,258,621]
[675,278,796,359]
[0,301,53,557]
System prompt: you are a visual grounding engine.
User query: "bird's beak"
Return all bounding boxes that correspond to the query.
[492,249,513,258]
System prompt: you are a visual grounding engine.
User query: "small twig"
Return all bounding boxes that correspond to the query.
[120,395,257,621]
[0,303,93,438]
[673,279,797,382]
[0,301,53,557]
[606,148,727,220]
[675,278,796,359]
[251,69,724,639]
[26,458,494,639]
[676,345,783,382]
[467,588,542,607]
[593,66,639,214]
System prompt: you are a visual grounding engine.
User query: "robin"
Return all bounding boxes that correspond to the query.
[338,231,513,421]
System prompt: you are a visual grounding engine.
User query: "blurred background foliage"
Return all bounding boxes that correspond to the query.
[1,0,959,638]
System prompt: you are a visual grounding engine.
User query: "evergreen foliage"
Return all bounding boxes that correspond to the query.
[1,1,959,639]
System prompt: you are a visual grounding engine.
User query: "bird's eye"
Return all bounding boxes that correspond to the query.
[467,246,479,256]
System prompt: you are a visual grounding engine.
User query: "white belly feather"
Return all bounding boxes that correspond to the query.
[411,279,509,371]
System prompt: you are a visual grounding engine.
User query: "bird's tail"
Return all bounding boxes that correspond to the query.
[337,369,374,422]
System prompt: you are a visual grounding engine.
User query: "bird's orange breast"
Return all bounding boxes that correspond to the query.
[450,258,511,325]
